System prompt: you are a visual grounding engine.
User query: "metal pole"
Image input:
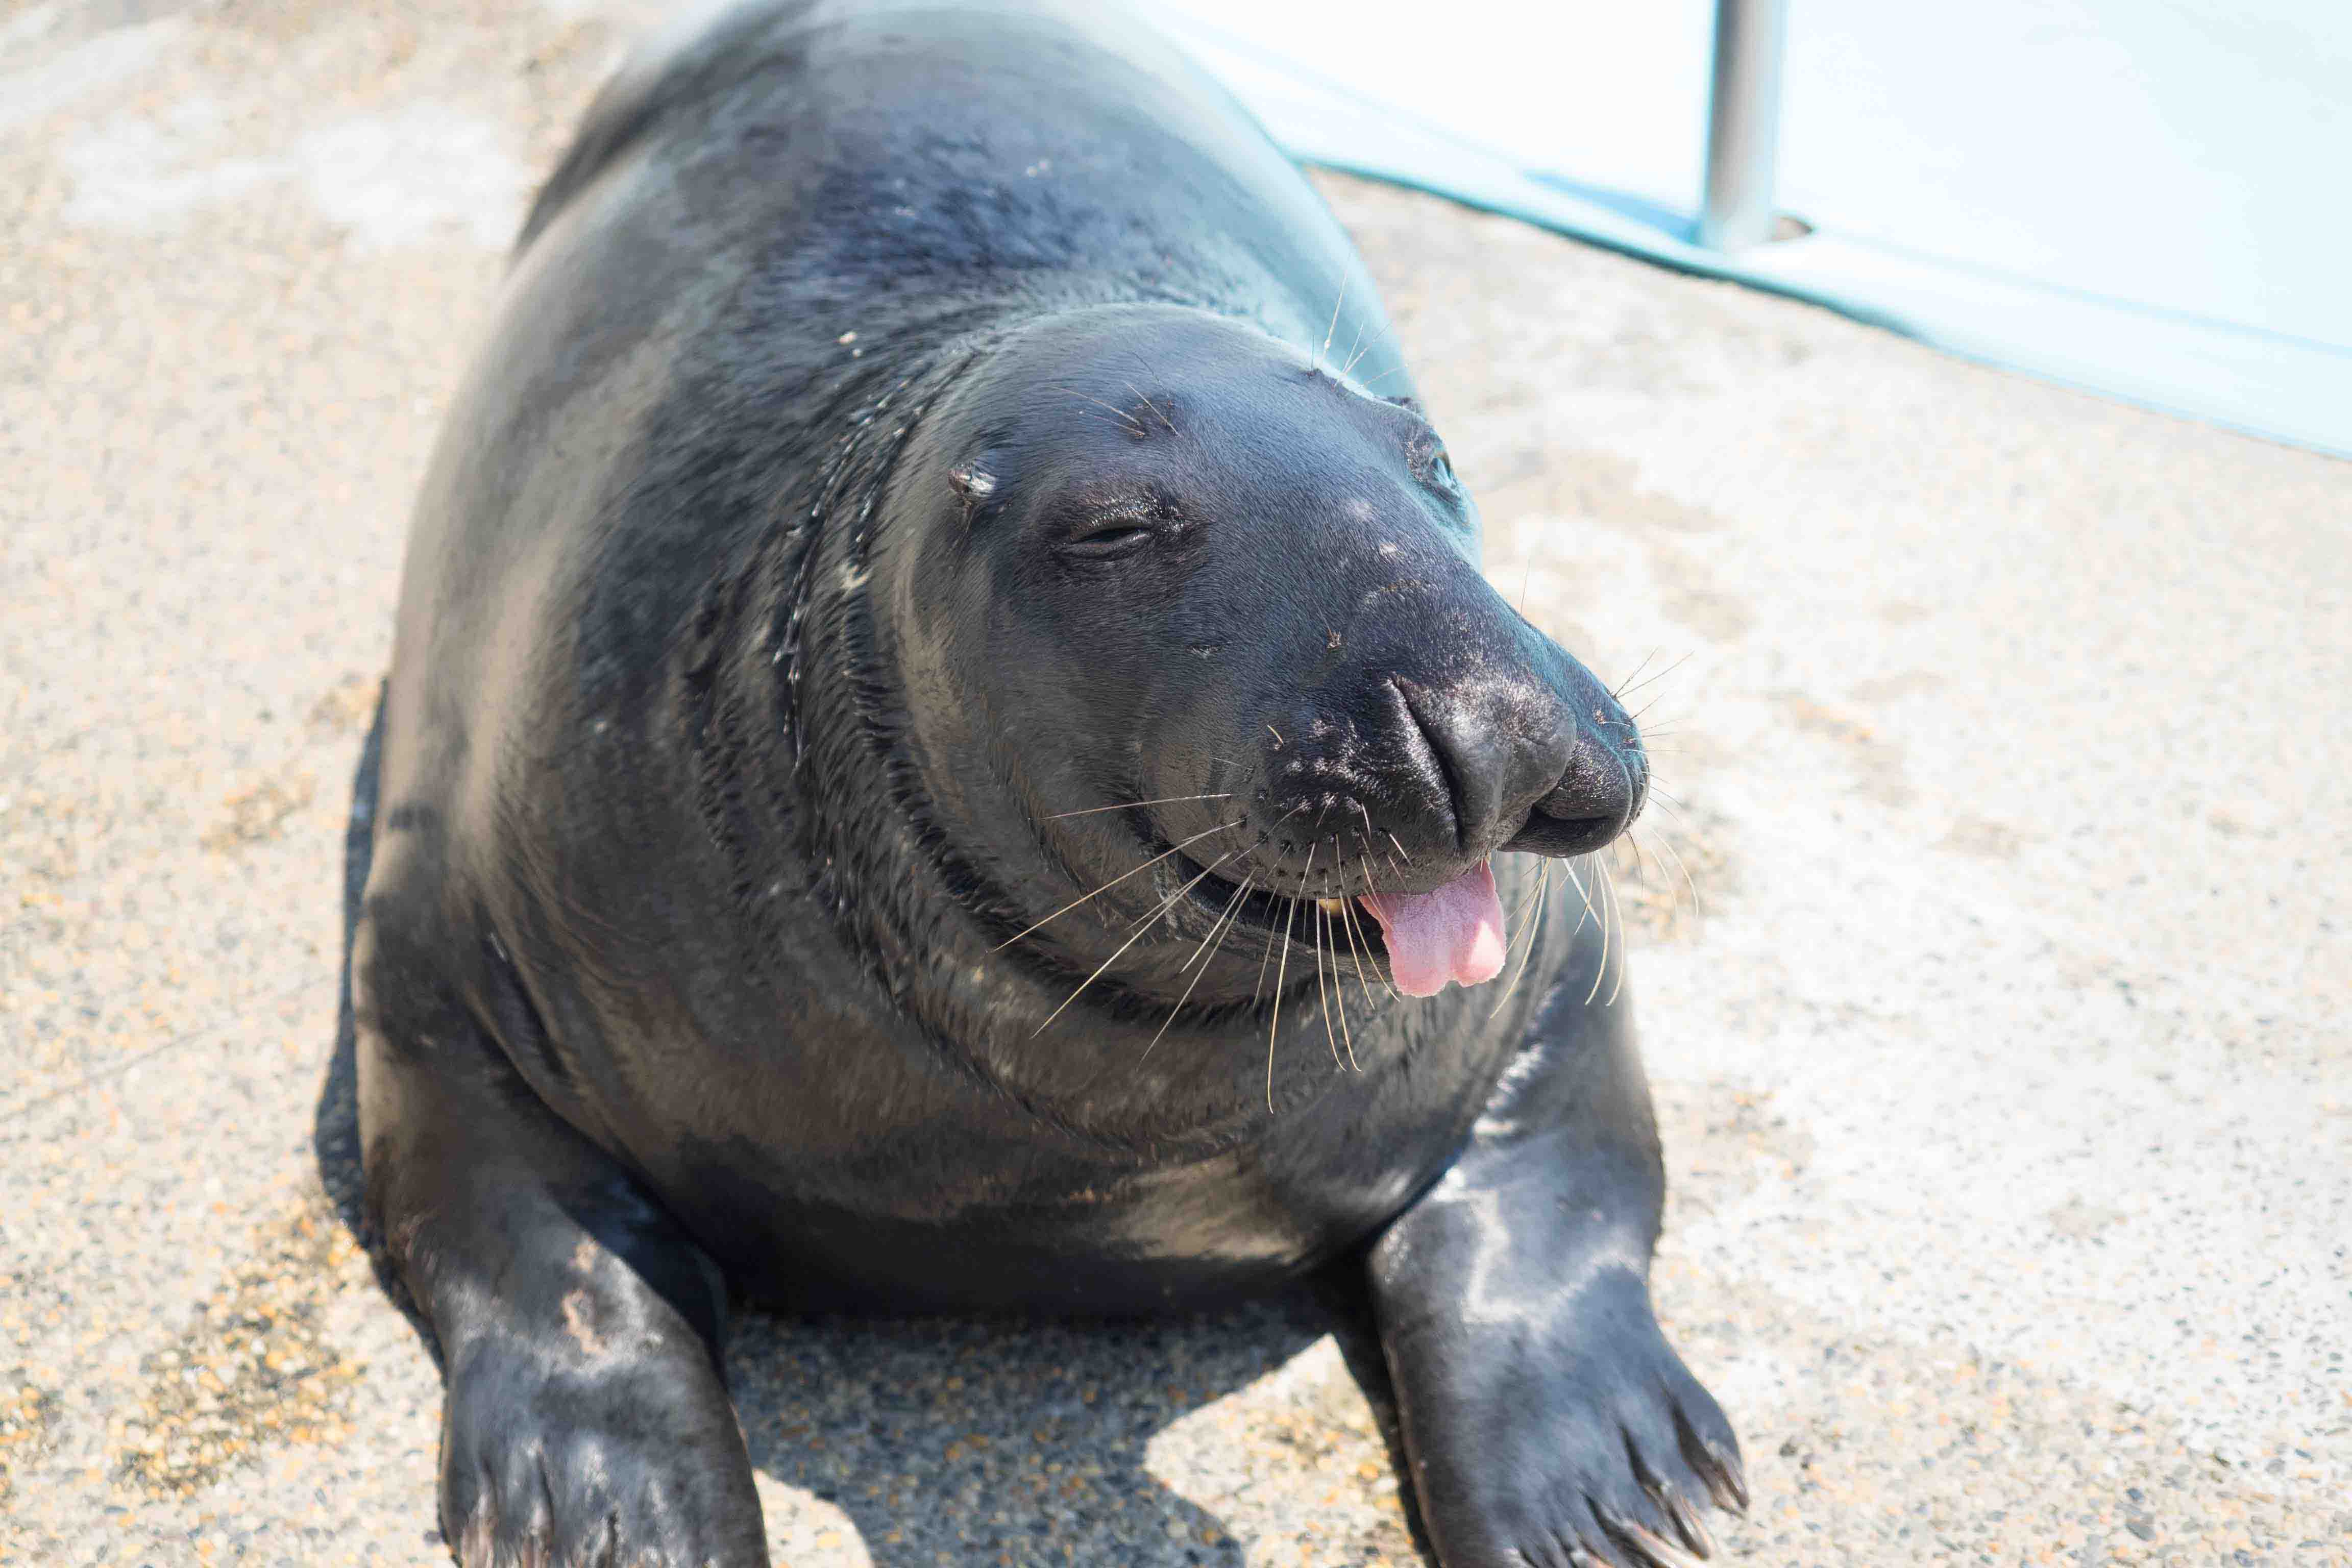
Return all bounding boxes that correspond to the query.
[1698,0,1791,252]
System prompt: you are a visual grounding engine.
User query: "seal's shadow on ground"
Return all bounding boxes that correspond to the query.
[314,708,1427,1566]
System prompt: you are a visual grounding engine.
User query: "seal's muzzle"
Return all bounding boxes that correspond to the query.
[1234,556,1645,994]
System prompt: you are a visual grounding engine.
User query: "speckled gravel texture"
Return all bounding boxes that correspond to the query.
[3,1,2347,1564]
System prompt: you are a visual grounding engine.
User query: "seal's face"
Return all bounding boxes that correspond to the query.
[895,306,1644,1000]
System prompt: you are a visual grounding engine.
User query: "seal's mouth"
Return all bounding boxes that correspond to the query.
[1357,863,1508,995]
[1169,849,1508,997]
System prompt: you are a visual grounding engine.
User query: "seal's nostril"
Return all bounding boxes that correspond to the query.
[1501,730,1639,859]
[1389,677,1467,854]
[1503,809,1621,859]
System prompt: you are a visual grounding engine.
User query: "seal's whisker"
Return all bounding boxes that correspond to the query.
[1582,860,1613,1007]
[1626,830,1655,889]
[1157,827,1270,964]
[1338,316,1370,380]
[1610,648,1661,700]
[1384,830,1412,864]
[1620,666,1689,708]
[1331,881,1368,998]
[1123,379,1178,435]
[1503,861,1548,934]
[1489,861,1549,992]
[1312,893,1340,1068]
[1364,307,1406,367]
[1609,751,1652,887]
[1266,890,1300,1111]
[1144,875,1254,1060]
[1627,697,1690,733]
[1352,805,1410,892]
[1557,857,1600,941]
[993,818,1239,951]
[1343,890,1397,1002]
[1179,869,1256,974]
[1185,879,1252,974]
[1326,898,1360,1070]
[1054,385,1149,436]
[1032,841,1247,1035]
[1642,792,1693,829]
[1110,821,1281,937]
[1302,847,1361,1069]
[1488,860,1551,1021]
[1645,822,1705,922]
[1647,825,1701,916]
[1333,839,1388,1004]
[1336,841,1374,964]
[1315,271,1349,373]
[1221,798,1312,887]
[1614,649,1691,704]
[1045,793,1231,820]
[1561,851,1599,987]
[1253,892,1284,1003]
[1602,861,1629,1008]
[1205,879,1253,967]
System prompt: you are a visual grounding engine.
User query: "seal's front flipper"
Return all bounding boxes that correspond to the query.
[1366,964,1744,1567]
[1374,1250,1744,1567]
[353,917,766,1567]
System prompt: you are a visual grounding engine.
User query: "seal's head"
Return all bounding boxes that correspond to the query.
[889,304,1644,1001]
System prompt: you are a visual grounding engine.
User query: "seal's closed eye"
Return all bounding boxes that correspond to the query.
[1061,521,1154,557]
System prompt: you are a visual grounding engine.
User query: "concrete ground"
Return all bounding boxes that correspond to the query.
[3,1,2346,1563]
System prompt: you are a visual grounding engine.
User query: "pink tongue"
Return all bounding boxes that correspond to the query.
[1359,861,1507,997]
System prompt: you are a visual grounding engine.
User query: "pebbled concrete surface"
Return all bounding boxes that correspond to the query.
[2,1,2346,1564]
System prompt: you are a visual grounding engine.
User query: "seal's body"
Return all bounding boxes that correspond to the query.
[355,3,1745,1563]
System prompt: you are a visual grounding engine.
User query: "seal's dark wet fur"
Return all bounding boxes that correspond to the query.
[353,3,1743,1563]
